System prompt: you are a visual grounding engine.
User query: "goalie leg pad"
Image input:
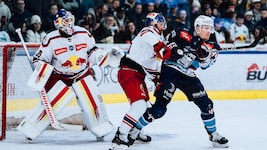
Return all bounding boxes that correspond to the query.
[72,75,114,137]
[17,80,76,140]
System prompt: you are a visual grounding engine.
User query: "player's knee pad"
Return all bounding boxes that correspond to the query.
[194,97,214,120]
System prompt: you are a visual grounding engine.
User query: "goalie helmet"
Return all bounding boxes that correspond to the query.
[145,12,167,30]
[194,15,214,33]
[54,9,75,35]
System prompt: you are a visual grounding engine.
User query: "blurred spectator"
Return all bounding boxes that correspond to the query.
[212,0,223,17]
[262,0,267,9]
[166,16,186,34]
[8,0,32,33]
[154,0,168,16]
[115,21,138,43]
[11,21,27,42]
[93,14,119,43]
[107,0,120,16]
[254,7,267,30]
[78,0,95,19]
[114,6,129,33]
[228,14,250,44]
[123,0,137,19]
[252,26,267,44]
[202,4,214,18]
[143,2,155,15]
[94,4,109,31]
[104,0,113,8]
[210,18,230,43]
[166,5,178,21]
[166,5,179,32]
[253,7,267,43]
[79,19,90,32]
[190,0,202,28]
[235,0,248,15]
[57,0,79,19]
[26,15,46,42]
[42,3,58,33]
[251,0,262,24]
[244,10,255,40]
[0,21,11,42]
[220,0,245,18]
[78,10,96,33]
[128,3,146,31]
[179,10,190,28]
[0,0,11,31]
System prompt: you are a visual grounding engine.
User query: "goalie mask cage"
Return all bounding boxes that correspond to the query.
[0,43,83,140]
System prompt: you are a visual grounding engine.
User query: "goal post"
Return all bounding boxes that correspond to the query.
[1,44,7,140]
[0,43,40,140]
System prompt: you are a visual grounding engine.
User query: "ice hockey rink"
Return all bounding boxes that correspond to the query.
[1,99,267,150]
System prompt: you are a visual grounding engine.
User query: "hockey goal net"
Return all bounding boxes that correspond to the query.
[0,43,83,140]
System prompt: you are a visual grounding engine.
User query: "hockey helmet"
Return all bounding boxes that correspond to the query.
[54,9,75,35]
[145,12,167,30]
[194,15,214,33]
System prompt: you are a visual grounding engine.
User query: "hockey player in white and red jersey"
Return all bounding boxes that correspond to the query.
[109,12,170,150]
[19,9,122,140]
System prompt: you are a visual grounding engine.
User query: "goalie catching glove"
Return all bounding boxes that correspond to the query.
[97,46,125,68]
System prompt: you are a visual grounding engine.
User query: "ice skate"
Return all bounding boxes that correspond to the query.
[109,129,129,150]
[209,131,229,148]
[128,127,152,145]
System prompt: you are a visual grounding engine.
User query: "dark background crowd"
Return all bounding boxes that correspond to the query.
[0,0,267,45]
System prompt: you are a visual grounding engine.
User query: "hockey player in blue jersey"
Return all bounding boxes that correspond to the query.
[133,15,229,148]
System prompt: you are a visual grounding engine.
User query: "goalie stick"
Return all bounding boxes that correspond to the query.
[15,28,83,132]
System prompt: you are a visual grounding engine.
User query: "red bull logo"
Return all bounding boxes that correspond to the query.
[247,63,259,72]
[61,56,87,70]
[61,60,73,68]
[76,58,86,66]
[247,63,267,81]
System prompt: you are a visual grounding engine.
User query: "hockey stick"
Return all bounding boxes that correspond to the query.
[220,28,266,50]
[15,28,83,131]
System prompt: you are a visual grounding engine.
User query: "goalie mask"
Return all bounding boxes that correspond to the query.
[145,12,167,31]
[54,9,75,35]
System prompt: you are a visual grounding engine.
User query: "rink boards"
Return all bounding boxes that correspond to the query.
[5,44,267,112]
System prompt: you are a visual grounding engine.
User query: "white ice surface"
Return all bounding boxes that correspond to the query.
[1,99,267,150]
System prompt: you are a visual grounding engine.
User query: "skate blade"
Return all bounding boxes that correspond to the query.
[212,142,229,148]
[109,143,129,150]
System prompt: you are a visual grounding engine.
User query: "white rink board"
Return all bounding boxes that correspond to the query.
[5,44,267,102]
[196,51,267,90]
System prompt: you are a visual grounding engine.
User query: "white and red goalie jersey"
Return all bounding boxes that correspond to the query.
[126,26,166,74]
[33,26,104,77]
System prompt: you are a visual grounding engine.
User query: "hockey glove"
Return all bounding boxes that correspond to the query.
[106,46,125,68]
